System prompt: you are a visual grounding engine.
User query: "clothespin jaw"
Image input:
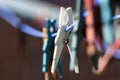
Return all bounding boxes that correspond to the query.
[51,7,79,74]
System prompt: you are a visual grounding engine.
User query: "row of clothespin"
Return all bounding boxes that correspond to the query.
[42,0,120,79]
[84,0,120,75]
[1,0,120,79]
[42,7,79,80]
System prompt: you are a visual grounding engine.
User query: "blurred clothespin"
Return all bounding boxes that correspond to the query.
[70,0,84,72]
[113,4,120,40]
[84,0,117,74]
[84,0,100,70]
[42,18,63,79]
[51,7,79,74]
[99,0,115,45]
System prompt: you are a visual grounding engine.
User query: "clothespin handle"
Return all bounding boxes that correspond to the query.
[46,18,56,38]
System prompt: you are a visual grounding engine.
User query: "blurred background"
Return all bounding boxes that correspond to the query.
[0,0,120,80]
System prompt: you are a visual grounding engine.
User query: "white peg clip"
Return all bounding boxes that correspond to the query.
[51,7,79,74]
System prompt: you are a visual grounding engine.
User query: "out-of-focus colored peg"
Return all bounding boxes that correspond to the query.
[100,0,115,45]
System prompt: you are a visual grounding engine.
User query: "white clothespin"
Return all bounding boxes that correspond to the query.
[51,7,79,74]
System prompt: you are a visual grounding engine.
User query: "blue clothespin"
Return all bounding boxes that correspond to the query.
[42,18,62,79]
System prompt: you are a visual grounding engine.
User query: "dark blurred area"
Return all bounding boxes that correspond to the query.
[0,0,120,80]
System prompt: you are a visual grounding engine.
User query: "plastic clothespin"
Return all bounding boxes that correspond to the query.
[69,0,84,72]
[84,0,100,70]
[84,0,115,73]
[51,7,79,74]
[99,0,115,45]
[42,18,63,79]
[113,4,120,39]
